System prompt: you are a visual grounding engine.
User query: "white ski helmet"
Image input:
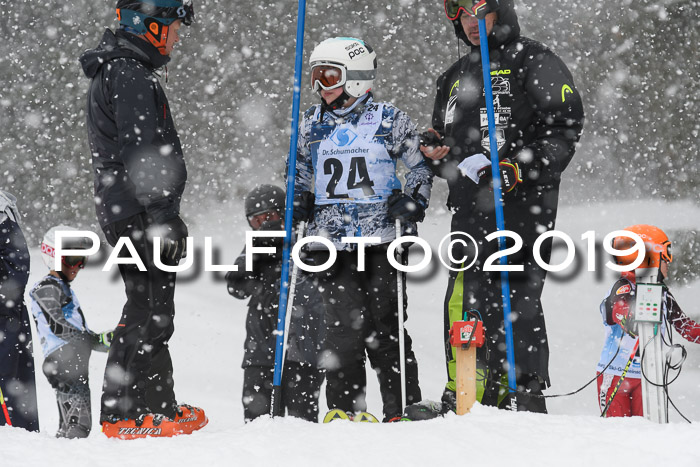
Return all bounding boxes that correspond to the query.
[41,225,91,270]
[309,37,377,99]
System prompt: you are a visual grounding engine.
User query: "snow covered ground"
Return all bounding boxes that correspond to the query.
[3,200,699,466]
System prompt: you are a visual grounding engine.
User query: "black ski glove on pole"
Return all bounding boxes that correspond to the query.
[477,158,522,194]
[388,190,426,223]
[292,191,315,223]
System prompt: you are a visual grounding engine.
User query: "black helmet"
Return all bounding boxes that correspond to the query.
[244,185,285,218]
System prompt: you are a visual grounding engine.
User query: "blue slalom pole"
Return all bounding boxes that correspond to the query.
[478,17,517,409]
[270,0,307,417]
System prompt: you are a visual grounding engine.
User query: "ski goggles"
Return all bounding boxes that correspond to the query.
[175,1,195,26]
[62,255,87,269]
[311,65,346,92]
[247,210,282,230]
[444,0,488,21]
[660,241,673,263]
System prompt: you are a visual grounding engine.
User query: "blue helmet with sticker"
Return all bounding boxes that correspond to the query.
[116,0,194,53]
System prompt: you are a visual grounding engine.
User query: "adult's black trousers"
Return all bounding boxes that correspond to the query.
[0,312,39,431]
[0,216,38,431]
[100,213,177,420]
[443,199,551,387]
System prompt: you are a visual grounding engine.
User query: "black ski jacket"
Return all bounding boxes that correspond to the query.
[431,1,584,212]
[431,0,584,385]
[0,197,30,321]
[0,198,38,432]
[79,29,187,229]
[226,245,325,369]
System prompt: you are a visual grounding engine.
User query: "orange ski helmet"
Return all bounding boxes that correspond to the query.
[612,224,672,269]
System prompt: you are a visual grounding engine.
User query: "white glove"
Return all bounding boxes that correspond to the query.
[457,154,491,185]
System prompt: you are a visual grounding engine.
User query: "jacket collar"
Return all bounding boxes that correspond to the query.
[115,29,171,70]
[79,28,170,79]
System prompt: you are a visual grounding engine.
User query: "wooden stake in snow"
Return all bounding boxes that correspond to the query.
[449,320,485,415]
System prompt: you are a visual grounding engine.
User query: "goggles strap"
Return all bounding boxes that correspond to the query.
[346,69,376,81]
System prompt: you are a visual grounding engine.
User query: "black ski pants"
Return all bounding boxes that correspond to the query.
[242,363,324,422]
[100,213,177,420]
[313,246,421,421]
[0,312,39,431]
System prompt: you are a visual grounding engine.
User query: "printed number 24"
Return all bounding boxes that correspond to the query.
[324,157,376,198]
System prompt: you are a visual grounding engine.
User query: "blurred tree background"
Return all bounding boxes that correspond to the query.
[0,0,698,247]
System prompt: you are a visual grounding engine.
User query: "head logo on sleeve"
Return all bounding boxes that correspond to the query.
[561,84,573,102]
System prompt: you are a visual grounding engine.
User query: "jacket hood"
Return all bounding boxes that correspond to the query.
[452,0,520,48]
[79,29,170,79]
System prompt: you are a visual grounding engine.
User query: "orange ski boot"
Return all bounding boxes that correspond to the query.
[101,413,187,440]
[174,404,208,434]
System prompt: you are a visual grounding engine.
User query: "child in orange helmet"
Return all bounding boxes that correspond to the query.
[596,224,700,417]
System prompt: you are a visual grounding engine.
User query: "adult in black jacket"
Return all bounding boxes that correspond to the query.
[0,191,39,431]
[421,0,584,413]
[79,1,206,436]
[226,185,325,422]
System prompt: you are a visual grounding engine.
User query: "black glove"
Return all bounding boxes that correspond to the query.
[477,158,522,194]
[157,216,188,266]
[293,191,315,223]
[98,331,114,348]
[388,191,426,223]
[225,254,262,299]
[226,270,262,299]
[419,130,443,148]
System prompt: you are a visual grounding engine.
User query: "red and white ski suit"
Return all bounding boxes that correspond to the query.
[597,272,700,417]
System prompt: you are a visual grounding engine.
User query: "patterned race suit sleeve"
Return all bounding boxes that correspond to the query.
[29,281,85,343]
[293,106,317,195]
[665,288,700,343]
[388,106,433,206]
